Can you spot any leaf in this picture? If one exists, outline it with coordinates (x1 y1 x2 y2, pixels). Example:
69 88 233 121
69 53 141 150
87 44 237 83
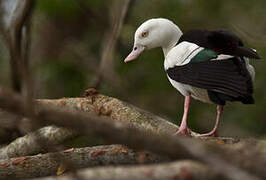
107 146 122 156
56 163 67 176
91 150 106 157
11 156 28 165
0 162 9 167
63 148 74 153
83 88 98 97
37 153 42 157
217 139 225 145
24 161 30 168
121 147 128 154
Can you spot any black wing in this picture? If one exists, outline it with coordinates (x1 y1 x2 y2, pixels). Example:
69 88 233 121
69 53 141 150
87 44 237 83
178 29 260 59
166 58 253 99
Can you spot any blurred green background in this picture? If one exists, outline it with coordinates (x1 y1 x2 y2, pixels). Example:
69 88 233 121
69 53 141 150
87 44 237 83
0 0 265 137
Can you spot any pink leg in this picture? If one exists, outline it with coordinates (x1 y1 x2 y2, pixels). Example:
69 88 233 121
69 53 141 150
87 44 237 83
196 105 223 137
174 96 191 136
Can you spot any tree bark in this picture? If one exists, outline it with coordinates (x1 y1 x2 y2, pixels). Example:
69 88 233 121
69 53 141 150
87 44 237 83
0 90 181 159
33 160 216 180
0 126 77 159
0 145 167 179
39 92 180 135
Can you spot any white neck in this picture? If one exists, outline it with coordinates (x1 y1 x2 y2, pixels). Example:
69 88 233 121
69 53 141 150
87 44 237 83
161 24 183 57
162 40 178 57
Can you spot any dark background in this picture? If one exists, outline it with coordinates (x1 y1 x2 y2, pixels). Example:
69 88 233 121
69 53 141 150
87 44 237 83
0 0 265 137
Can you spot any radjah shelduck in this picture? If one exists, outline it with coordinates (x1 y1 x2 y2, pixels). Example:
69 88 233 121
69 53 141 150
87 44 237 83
124 18 260 137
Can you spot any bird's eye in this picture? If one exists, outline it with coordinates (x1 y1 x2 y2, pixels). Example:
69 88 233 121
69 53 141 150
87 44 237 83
134 47 137 51
141 31 149 38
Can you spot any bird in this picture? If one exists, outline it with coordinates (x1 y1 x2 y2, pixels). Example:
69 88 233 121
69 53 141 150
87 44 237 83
124 18 260 137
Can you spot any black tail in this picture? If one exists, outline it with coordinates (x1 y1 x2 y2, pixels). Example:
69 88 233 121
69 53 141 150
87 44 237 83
207 90 255 105
235 47 260 59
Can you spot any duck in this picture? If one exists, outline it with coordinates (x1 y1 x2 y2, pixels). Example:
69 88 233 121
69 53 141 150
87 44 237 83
124 18 260 137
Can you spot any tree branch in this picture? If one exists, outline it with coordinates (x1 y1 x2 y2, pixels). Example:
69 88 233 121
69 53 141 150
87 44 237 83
0 126 77 159
41 92 179 135
0 0 34 92
33 160 218 180
0 145 167 179
0 89 180 159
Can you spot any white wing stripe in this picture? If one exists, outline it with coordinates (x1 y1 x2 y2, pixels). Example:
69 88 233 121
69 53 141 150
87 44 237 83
180 46 201 64
211 54 234 61
164 41 203 69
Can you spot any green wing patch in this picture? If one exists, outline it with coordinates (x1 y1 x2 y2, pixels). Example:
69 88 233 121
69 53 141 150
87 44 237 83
191 49 217 63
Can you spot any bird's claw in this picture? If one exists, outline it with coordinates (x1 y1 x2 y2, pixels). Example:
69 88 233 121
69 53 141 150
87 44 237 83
195 130 218 137
173 128 192 137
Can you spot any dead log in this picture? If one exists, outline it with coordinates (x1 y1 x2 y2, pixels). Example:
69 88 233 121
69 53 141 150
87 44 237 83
0 145 167 179
32 160 216 180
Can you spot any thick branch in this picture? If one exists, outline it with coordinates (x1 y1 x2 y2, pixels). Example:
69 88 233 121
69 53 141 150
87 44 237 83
33 160 215 180
0 91 181 159
40 92 179 135
0 126 77 159
0 91 180 159
0 145 167 179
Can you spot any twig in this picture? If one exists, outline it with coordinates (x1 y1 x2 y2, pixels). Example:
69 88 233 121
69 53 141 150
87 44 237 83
0 0 34 93
90 0 133 88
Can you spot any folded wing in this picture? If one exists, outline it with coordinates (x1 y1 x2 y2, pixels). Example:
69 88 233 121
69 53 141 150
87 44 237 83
166 58 253 99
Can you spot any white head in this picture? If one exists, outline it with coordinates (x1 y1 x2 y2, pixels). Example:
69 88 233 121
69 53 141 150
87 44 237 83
124 18 183 62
